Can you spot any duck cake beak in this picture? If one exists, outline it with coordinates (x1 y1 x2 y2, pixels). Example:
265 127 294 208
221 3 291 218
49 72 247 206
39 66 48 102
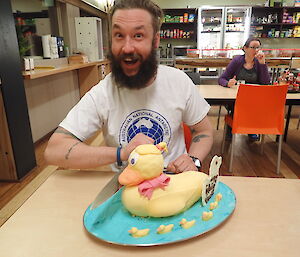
118 166 144 186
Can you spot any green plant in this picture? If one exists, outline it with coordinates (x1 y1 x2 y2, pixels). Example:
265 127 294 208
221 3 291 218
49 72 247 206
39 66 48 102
15 24 32 58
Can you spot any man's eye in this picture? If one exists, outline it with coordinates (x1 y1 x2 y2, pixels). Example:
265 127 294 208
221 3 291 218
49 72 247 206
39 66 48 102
114 33 122 38
135 34 143 39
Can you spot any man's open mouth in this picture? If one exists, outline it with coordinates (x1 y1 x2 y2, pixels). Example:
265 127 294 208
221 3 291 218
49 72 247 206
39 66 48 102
123 57 139 65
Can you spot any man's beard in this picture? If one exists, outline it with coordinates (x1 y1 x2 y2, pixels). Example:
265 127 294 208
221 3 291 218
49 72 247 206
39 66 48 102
109 47 158 89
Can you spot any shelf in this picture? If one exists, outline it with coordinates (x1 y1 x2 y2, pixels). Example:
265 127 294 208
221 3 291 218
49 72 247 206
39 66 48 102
17 24 35 27
252 23 300 26
225 30 244 33
252 23 281 26
162 8 197 43
22 60 110 80
160 38 194 40
227 22 243 24
13 10 48 19
282 23 300 26
251 6 300 39
258 37 300 39
162 22 195 25
202 22 221 25
201 31 221 33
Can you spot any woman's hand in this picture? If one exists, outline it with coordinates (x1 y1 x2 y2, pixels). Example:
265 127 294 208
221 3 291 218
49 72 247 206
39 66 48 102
255 50 266 64
227 75 237 87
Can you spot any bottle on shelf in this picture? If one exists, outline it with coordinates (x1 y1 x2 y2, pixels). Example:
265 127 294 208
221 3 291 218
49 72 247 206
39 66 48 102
296 73 300 84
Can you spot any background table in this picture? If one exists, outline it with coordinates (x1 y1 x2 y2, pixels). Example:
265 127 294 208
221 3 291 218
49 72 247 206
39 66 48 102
0 170 299 257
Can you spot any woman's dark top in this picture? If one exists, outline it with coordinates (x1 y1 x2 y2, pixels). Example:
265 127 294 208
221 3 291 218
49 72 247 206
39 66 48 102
236 66 258 84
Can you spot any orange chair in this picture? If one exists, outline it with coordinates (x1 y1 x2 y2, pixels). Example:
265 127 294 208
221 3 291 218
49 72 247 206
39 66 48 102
183 123 192 152
221 84 288 174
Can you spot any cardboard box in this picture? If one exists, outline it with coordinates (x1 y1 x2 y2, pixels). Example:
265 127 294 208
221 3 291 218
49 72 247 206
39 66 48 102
68 54 88 65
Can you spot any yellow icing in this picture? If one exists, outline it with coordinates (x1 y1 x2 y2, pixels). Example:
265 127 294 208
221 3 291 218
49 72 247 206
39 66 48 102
180 218 196 229
122 171 208 217
157 224 174 234
128 227 150 238
209 201 218 210
215 193 222 202
202 211 213 221
126 144 164 180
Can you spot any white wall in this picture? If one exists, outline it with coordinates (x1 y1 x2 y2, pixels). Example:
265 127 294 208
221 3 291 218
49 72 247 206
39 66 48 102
11 0 48 12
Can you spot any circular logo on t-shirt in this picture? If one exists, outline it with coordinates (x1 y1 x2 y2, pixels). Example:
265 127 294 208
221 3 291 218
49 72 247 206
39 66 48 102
119 109 171 146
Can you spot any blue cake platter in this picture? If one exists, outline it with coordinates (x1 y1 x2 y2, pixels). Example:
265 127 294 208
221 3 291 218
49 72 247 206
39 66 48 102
83 182 236 246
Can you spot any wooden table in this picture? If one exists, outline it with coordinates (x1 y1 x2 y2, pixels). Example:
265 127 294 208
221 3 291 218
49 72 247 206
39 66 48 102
198 84 300 141
0 170 299 257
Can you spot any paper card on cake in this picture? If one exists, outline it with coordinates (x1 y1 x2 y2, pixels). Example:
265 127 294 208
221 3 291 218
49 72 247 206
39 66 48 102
202 156 222 206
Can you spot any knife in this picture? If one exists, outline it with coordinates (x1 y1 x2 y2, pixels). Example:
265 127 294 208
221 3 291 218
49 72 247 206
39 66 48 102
90 172 120 210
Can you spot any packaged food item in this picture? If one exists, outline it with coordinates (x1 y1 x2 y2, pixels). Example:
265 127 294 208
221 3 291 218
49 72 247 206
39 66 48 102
188 14 195 22
184 13 188 23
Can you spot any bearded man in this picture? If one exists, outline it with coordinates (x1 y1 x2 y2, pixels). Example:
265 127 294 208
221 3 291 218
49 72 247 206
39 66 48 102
45 0 213 174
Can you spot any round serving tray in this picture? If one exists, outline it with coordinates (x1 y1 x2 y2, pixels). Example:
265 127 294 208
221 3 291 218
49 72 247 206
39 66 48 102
83 182 236 246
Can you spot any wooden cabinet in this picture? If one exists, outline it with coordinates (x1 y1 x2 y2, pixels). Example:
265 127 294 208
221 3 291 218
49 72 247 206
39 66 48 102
0 89 16 180
0 0 36 181
251 7 300 38
160 8 197 41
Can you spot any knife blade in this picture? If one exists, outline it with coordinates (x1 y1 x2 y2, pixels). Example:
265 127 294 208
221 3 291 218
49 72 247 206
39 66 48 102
90 172 120 210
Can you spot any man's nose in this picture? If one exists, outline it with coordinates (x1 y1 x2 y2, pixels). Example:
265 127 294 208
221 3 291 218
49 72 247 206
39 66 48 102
122 36 134 53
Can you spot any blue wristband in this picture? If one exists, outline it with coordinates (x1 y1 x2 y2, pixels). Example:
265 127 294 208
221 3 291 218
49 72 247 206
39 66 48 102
116 146 122 167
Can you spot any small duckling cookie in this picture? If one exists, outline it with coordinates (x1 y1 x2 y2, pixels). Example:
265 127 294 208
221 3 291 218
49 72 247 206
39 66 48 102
202 211 213 221
215 193 223 202
180 218 196 229
128 227 150 238
157 224 174 234
209 201 218 210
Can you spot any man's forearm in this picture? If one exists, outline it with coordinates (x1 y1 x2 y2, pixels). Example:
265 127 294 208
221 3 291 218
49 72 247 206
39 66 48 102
188 132 213 162
188 116 214 162
44 134 117 169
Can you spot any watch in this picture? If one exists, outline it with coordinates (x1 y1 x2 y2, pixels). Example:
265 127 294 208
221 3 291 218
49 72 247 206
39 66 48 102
189 155 202 171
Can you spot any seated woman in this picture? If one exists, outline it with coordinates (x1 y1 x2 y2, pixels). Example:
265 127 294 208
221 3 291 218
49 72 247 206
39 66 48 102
218 37 271 141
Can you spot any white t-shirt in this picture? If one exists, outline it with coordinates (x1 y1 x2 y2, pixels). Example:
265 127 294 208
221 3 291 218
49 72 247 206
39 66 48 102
60 65 210 170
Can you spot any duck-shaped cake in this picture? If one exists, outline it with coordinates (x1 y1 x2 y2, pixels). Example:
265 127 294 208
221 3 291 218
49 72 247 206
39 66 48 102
118 142 209 218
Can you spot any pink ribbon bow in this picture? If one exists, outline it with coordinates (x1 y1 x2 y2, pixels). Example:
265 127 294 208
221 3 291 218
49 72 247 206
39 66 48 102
138 173 170 200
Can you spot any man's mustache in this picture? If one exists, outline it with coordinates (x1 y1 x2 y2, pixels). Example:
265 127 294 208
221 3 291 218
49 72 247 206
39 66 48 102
118 53 142 62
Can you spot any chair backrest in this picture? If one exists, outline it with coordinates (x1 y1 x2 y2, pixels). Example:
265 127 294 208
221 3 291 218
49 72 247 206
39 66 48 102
185 72 201 85
232 84 288 135
182 123 192 151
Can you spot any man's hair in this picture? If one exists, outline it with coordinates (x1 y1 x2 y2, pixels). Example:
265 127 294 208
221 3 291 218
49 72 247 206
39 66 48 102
109 0 163 35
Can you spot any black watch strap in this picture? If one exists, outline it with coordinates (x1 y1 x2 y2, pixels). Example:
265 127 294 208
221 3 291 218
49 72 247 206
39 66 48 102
189 155 202 171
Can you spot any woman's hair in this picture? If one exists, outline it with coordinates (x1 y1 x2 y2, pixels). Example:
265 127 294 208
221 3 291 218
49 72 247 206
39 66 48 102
243 37 261 47
109 0 164 35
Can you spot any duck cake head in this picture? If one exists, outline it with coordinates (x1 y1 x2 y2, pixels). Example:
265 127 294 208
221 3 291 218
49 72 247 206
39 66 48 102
118 142 167 186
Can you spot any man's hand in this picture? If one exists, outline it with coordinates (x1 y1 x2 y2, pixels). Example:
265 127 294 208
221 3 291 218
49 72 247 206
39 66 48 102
227 75 237 87
121 133 154 161
166 154 198 173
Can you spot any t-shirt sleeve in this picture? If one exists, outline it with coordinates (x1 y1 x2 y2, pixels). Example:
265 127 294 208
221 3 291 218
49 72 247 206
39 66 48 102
59 87 103 141
182 75 210 126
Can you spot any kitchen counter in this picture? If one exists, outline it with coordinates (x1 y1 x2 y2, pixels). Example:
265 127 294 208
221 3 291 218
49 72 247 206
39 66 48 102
175 57 292 69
